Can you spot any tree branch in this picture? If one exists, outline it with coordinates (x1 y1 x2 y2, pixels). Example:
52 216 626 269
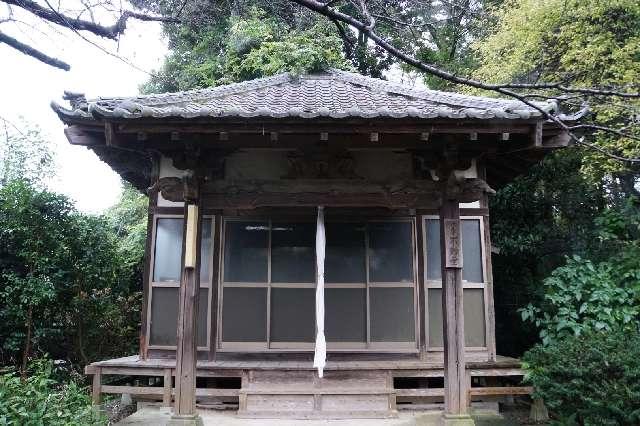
0 29 70 70
1 0 180 40
289 0 640 163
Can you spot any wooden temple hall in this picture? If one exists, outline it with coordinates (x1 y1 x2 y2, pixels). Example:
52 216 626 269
52 70 569 424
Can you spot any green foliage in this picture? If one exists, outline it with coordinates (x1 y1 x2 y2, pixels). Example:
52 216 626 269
0 359 105 425
472 0 640 176
143 9 351 93
518 189 640 344
0 179 140 367
0 118 55 187
105 182 148 288
523 329 640 425
520 253 640 345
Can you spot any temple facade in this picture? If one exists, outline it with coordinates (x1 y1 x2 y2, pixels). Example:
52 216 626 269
52 69 569 424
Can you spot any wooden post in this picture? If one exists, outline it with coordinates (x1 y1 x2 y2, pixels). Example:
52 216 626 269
171 176 203 426
163 368 172 407
92 368 102 405
440 198 475 426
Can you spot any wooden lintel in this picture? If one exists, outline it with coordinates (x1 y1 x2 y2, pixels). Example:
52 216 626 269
155 177 495 209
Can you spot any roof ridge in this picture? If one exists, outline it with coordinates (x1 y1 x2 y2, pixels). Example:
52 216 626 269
93 72 294 108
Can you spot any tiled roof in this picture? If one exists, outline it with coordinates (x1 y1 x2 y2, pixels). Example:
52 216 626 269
51 69 556 121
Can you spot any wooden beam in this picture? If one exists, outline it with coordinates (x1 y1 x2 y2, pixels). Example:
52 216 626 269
156 177 495 209
532 122 543 147
92 368 102 405
116 120 534 135
440 198 472 422
163 368 172 406
173 183 202 422
63 125 103 146
105 122 117 147
543 132 571 148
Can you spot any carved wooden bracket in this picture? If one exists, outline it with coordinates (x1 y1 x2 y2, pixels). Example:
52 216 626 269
442 173 495 201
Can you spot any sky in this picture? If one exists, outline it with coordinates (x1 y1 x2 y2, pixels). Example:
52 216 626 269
0 3 168 213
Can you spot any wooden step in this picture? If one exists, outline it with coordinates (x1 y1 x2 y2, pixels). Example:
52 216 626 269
238 370 397 419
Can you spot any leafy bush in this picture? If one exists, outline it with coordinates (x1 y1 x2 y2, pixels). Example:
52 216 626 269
0 359 106 425
520 250 640 345
523 329 640 425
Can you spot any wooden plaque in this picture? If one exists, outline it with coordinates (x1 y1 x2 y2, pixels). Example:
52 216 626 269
443 218 463 269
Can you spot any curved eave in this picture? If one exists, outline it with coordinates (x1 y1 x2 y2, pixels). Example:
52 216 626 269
87 102 549 121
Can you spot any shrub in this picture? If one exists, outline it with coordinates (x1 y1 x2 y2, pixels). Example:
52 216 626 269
523 329 640 425
0 359 106 425
520 251 640 345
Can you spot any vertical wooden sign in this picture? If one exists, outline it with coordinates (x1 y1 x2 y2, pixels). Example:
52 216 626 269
443 218 463 269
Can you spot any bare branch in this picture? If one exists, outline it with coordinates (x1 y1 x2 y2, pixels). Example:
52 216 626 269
0 28 69 69
289 0 640 163
1 0 179 40
500 82 640 99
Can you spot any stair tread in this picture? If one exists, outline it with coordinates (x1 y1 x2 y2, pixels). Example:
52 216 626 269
241 387 393 395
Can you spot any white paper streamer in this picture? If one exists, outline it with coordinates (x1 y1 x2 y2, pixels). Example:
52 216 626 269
313 206 327 378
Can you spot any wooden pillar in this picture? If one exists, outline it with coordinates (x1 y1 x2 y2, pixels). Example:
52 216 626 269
172 177 203 425
440 198 474 425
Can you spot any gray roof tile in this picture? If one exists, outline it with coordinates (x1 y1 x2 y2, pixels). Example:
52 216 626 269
51 69 556 121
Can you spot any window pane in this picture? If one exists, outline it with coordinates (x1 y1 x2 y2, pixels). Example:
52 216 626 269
368 222 414 283
325 288 366 342
325 223 367 283
462 220 484 283
427 288 443 347
271 223 315 283
154 218 183 282
149 287 209 347
425 219 441 280
370 287 415 342
464 289 486 347
270 288 315 342
427 288 486 347
150 287 178 346
200 219 213 283
223 222 268 282
222 287 267 342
